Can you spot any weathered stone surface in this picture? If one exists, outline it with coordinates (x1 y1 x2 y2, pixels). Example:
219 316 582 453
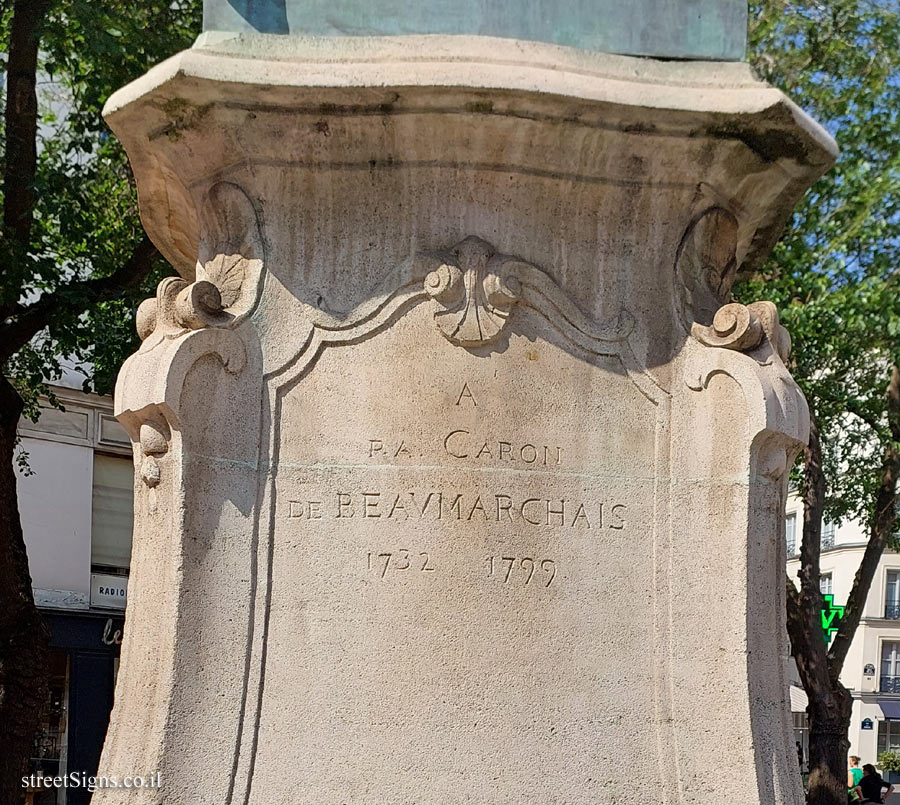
98 33 835 805
202 0 748 60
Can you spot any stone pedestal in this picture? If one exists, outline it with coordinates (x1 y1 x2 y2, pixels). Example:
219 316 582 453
98 33 834 805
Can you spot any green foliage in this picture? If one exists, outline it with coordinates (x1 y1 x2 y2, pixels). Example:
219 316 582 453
879 751 900 774
743 0 900 537
0 0 201 414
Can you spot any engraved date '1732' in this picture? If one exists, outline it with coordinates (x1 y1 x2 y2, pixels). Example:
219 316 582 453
367 549 436 578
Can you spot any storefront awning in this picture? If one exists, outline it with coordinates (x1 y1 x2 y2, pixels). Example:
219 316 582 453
878 699 900 719
790 685 808 712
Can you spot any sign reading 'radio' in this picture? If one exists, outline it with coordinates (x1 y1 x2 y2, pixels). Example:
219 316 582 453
90 573 128 610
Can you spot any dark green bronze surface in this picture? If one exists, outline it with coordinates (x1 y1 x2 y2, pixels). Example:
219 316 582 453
203 0 747 60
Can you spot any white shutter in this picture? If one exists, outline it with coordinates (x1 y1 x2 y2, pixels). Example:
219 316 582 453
882 642 900 678
785 513 797 555
91 454 134 569
888 571 900 605
789 685 808 713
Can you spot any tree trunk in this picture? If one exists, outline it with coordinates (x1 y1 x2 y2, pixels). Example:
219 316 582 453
2 0 51 253
787 415 854 805
795 368 900 805
806 683 852 805
0 377 49 805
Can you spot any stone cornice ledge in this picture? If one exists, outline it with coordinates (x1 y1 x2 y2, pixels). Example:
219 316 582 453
105 33 834 153
103 34 837 280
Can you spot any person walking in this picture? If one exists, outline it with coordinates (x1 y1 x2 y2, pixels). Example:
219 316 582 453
849 756 864 802
853 763 894 803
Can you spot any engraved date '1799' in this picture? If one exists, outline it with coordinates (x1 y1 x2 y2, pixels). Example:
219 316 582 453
486 555 556 587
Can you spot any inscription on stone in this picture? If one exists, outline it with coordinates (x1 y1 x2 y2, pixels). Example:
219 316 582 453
367 549 436 577
252 304 665 803
287 490 623 528
486 555 557 587
442 431 562 465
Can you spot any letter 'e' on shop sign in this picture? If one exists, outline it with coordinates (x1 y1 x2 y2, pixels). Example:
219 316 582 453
862 719 874 730
90 573 128 609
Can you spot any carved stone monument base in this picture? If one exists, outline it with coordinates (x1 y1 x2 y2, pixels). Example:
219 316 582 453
98 34 835 805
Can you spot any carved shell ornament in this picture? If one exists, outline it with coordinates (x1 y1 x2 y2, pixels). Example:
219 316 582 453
674 205 740 331
424 237 518 346
674 202 792 364
423 236 633 349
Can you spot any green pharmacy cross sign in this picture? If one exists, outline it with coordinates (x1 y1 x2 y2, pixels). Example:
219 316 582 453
821 595 845 642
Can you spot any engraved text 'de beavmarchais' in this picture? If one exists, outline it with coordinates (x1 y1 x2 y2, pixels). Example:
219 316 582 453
287 490 626 529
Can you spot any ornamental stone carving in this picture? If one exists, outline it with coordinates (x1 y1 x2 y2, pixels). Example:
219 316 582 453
423 236 633 349
424 236 518 346
692 300 791 363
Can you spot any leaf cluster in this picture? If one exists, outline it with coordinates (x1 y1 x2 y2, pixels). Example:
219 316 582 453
0 0 200 412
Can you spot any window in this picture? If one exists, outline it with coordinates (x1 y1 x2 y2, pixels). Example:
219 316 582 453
879 720 900 754
820 574 833 597
881 642 900 692
91 454 134 572
793 712 808 772
887 572 900 620
28 648 69 786
785 512 797 557
821 521 835 550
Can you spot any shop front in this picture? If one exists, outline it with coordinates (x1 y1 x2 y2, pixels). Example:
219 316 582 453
27 611 124 805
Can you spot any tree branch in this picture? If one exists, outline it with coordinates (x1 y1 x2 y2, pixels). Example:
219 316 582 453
786 572 803 638
843 398 884 435
799 416 826 592
787 569 830 699
2 0 53 255
889 364 900 443
788 413 833 688
830 365 900 673
0 234 159 366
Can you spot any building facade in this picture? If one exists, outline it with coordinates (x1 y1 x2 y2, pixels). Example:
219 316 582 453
16 384 134 805
786 496 900 768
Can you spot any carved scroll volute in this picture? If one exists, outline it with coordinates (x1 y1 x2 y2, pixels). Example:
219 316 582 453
685 297 806 489
124 185 257 492
425 236 520 347
135 275 229 349
676 204 792 364
692 300 791 363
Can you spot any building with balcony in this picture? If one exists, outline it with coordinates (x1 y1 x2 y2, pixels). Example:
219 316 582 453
15 381 134 805
786 497 900 766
